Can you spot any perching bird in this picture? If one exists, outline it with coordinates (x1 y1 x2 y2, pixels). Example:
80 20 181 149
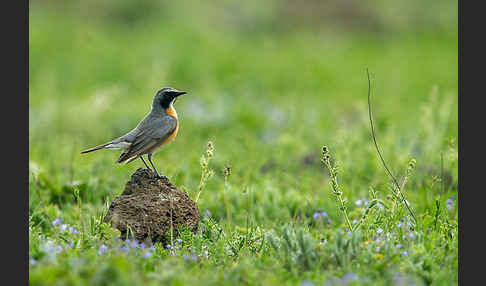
81 88 187 179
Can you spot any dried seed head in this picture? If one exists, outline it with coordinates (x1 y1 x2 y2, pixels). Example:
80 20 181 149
207 141 214 157
223 166 231 177
322 146 329 154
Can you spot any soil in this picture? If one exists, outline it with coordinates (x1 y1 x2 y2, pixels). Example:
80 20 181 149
103 168 199 243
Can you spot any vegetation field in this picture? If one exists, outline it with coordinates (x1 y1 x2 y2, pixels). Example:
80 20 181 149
29 1 458 285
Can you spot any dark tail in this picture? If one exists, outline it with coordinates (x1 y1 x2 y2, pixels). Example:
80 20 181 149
80 143 110 154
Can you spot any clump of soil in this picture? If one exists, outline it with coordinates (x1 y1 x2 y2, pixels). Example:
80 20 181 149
103 168 199 243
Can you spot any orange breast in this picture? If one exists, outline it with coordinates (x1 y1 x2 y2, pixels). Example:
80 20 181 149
148 107 179 153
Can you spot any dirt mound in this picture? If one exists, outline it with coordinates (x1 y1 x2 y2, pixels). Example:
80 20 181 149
103 168 199 243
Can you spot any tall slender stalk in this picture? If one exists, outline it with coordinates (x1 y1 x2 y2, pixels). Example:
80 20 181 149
366 68 417 224
321 146 353 232
194 141 215 203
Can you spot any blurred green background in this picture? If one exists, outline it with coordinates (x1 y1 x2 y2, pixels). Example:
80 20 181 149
29 1 457 284
29 0 457 212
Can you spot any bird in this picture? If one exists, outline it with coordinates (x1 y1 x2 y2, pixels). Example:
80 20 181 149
81 87 187 179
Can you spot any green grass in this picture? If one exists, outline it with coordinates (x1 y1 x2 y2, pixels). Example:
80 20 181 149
29 1 457 285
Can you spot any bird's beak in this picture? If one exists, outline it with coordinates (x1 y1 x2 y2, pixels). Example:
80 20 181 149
174 91 187 97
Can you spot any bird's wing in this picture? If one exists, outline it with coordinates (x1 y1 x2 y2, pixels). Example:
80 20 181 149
116 115 177 163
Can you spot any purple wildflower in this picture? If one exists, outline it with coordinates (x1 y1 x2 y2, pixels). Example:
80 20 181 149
68 226 79 234
130 240 139 248
142 251 152 258
396 244 402 249
59 224 68 231
176 238 183 244
397 223 403 228
341 273 358 283
205 210 211 217
353 219 358 225
98 244 108 256
320 212 327 217
52 218 63 226
377 228 383 234
313 212 320 220
355 200 363 207
166 244 171 250
30 258 37 265
401 251 408 257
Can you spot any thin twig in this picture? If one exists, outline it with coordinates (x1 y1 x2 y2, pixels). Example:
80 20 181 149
366 68 417 224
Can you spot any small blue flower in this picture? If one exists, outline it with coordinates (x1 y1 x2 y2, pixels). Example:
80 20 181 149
130 240 139 248
320 212 327 217
313 212 321 220
176 239 183 244
191 254 198 261
397 223 403 228
353 219 358 225
377 203 384 210
364 199 369 206
346 231 352 236
55 245 63 252
205 210 211 217
406 221 412 227
149 245 155 251
446 199 453 205
166 244 171 249
142 251 152 258
341 273 358 283
400 217 405 222
396 244 402 249
52 218 63 226
68 226 79 234
408 232 414 240
122 247 129 253
30 258 37 265
377 228 383 234
98 244 108 256
355 200 363 207
182 255 190 262
401 251 408 257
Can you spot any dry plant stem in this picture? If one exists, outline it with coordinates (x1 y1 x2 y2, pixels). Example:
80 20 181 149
223 176 232 227
322 156 353 232
366 68 417 224
391 175 409 212
170 198 174 254
194 141 214 203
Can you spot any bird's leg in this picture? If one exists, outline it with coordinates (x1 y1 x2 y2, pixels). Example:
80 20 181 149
140 156 152 171
148 153 167 180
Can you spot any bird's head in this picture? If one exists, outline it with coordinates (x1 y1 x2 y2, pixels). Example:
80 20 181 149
154 87 187 109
